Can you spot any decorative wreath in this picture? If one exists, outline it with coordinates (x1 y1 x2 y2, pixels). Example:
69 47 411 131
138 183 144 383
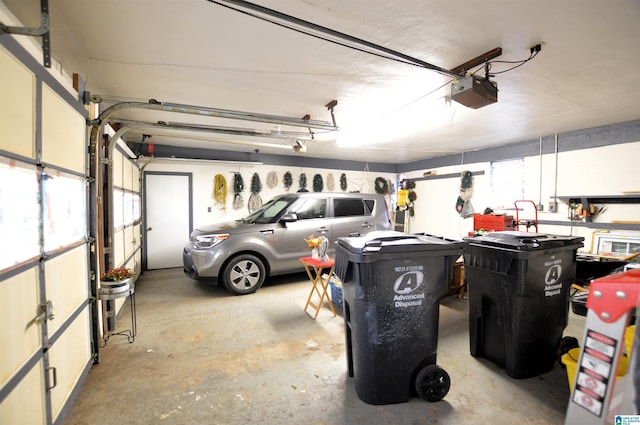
313 174 324 192
283 171 293 191
340 173 347 191
250 172 262 194
326 173 335 191
248 193 263 213
266 171 278 188
299 173 308 192
233 173 244 194
233 193 244 210
212 174 227 211
374 177 389 194
233 173 244 210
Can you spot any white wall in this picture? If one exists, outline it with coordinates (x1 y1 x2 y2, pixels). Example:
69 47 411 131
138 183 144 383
403 141 640 252
143 159 397 232
142 139 640 253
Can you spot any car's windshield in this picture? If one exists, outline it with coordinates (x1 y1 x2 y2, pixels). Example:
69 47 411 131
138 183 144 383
244 196 296 224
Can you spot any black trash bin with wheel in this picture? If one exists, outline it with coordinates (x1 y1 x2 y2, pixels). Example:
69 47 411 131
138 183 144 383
335 231 463 405
463 231 583 378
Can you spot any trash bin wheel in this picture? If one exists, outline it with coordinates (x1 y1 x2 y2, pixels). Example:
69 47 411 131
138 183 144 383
415 364 450 402
556 336 580 367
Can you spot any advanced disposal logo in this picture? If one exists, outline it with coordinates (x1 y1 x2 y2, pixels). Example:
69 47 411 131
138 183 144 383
544 255 563 297
616 415 640 424
393 265 425 308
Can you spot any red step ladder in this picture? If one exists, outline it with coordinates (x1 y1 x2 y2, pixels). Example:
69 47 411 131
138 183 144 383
565 268 640 424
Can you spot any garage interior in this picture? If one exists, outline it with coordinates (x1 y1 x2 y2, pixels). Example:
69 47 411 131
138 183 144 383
62 268 589 425
1 1 640 424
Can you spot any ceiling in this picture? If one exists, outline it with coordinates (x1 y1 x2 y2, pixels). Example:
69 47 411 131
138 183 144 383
4 0 640 164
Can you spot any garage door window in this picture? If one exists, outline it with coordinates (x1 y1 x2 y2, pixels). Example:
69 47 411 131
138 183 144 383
43 171 86 251
0 158 40 271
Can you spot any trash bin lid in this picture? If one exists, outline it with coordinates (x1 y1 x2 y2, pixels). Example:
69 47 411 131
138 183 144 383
463 231 583 251
337 230 463 255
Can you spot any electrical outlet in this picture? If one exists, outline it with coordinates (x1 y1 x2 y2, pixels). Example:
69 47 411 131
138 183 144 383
207 207 211 212
537 203 543 211
549 202 557 213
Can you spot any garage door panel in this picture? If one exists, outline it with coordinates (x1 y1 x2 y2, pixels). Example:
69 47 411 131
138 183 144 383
133 224 142 250
113 228 125 267
44 245 89 335
41 84 85 174
0 268 41 387
124 225 135 258
113 151 124 187
0 46 35 159
0 359 46 425
1 35 92 425
124 157 134 190
48 308 92 422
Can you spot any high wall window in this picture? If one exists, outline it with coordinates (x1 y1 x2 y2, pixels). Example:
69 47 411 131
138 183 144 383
490 158 524 209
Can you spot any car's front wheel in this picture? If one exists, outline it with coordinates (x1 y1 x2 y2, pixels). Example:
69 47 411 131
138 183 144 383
221 254 266 295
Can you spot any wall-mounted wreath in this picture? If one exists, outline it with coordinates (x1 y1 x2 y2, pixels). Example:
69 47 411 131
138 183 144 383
250 172 262 194
299 173 308 192
407 180 417 217
340 173 348 191
233 173 244 210
283 171 293 191
326 173 335 191
313 174 323 192
248 172 263 213
374 177 389 194
266 171 278 188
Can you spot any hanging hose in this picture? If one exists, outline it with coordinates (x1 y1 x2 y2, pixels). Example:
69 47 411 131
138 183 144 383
212 174 227 212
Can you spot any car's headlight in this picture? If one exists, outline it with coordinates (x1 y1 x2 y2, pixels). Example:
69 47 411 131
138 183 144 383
193 233 230 249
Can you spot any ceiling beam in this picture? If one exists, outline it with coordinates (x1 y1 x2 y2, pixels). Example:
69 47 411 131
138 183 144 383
449 47 502 76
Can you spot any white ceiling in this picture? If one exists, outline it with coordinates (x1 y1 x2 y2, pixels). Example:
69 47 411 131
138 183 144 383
4 0 640 164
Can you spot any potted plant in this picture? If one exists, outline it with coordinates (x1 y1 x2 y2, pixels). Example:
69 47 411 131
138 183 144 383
99 268 133 299
100 268 133 284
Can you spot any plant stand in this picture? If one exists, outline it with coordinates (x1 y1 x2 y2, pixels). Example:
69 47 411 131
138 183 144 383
99 279 137 347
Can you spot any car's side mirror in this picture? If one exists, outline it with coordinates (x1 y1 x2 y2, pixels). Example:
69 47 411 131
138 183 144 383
280 213 298 224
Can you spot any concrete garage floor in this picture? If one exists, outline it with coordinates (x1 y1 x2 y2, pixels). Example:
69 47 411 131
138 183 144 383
61 267 587 425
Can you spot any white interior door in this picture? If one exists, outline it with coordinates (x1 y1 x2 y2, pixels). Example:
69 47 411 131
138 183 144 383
145 173 191 269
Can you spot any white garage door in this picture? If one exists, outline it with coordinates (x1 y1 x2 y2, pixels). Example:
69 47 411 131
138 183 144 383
0 39 93 424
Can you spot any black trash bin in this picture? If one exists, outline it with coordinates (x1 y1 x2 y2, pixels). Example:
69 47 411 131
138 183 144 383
335 231 463 405
463 231 583 378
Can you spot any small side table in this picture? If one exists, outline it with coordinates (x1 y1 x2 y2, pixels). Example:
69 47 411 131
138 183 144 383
300 256 337 319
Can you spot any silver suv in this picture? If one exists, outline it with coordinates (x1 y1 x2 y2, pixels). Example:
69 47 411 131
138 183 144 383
183 192 391 295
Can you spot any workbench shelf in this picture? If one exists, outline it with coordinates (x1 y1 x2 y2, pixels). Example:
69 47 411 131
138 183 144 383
557 195 640 205
556 195 640 222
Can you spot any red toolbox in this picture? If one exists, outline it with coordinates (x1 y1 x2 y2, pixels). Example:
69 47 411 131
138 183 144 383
473 214 515 231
